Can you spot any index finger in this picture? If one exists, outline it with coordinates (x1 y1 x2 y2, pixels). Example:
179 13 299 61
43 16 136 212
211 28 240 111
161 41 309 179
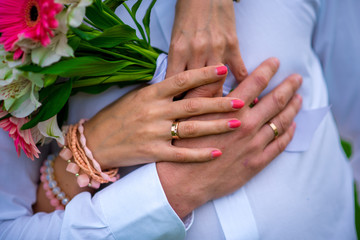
155 65 228 99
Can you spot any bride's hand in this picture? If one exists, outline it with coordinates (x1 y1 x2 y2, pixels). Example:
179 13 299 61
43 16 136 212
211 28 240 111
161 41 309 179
83 65 245 169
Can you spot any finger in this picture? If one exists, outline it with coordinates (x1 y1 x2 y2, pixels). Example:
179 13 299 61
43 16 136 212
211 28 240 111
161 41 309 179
260 121 297 165
187 37 208 70
226 46 248 82
166 97 244 119
175 118 241 139
156 65 228 98
255 94 302 145
158 146 223 163
227 57 280 105
251 74 302 127
166 42 188 78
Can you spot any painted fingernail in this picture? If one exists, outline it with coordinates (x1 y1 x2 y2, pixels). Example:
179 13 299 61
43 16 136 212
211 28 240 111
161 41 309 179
231 99 245 109
228 120 241 129
253 97 259 104
216 66 228 75
211 150 222 159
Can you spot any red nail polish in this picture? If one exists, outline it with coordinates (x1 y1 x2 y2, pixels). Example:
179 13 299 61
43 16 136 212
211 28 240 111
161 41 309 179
211 150 222 158
231 99 245 109
216 66 228 75
228 120 241 128
253 97 259 104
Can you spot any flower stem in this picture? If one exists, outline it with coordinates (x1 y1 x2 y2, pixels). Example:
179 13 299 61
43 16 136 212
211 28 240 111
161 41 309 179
72 74 153 88
78 42 155 68
123 44 158 63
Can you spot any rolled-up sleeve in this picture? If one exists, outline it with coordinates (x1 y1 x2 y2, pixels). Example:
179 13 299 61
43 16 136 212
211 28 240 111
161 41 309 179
0 125 185 239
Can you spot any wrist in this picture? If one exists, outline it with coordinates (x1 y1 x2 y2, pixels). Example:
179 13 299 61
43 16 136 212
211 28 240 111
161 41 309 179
156 162 208 219
83 118 113 169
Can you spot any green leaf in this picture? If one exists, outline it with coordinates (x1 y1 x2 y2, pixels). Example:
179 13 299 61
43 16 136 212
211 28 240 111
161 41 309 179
21 80 73 130
143 0 157 44
86 1 122 30
131 0 142 15
67 36 81 52
71 27 99 41
123 2 148 44
104 0 126 12
88 25 138 48
19 57 134 77
72 71 153 88
43 75 58 87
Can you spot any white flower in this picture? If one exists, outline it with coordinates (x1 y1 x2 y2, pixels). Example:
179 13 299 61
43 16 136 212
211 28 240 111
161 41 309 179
37 115 65 145
56 0 93 27
31 32 74 67
0 70 43 118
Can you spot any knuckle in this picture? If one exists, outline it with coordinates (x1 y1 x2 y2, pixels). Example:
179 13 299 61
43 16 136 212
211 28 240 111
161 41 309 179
216 99 227 110
272 90 287 110
191 38 207 54
212 36 225 52
174 151 186 162
277 115 290 133
246 158 264 172
241 121 257 135
252 72 269 89
276 138 287 152
200 67 212 80
173 72 189 88
182 122 197 137
226 34 239 49
170 38 187 54
183 99 201 113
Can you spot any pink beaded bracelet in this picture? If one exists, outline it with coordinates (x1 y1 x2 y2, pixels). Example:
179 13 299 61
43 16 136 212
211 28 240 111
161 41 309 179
58 121 119 189
77 119 115 182
40 155 70 210
59 146 101 189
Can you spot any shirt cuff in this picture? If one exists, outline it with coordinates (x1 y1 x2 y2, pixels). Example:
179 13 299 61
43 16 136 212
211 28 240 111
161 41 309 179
182 211 195 231
93 163 186 239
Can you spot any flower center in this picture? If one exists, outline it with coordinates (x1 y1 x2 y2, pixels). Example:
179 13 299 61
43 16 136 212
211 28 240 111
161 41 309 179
30 5 39 22
25 1 40 27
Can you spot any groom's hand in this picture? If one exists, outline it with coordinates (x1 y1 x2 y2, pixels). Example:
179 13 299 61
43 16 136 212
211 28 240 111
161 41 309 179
156 58 302 218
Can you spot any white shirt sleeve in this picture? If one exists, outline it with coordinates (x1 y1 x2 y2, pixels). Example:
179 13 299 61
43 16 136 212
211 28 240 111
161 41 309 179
312 0 360 188
0 129 186 239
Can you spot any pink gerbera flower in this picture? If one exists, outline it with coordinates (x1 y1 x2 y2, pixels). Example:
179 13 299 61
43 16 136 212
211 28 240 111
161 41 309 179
0 0 63 52
0 109 40 160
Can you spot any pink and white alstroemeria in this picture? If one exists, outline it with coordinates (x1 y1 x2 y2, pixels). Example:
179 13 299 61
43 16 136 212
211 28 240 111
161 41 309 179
0 108 40 160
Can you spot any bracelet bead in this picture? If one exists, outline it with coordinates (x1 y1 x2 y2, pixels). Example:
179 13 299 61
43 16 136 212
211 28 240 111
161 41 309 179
40 155 70 210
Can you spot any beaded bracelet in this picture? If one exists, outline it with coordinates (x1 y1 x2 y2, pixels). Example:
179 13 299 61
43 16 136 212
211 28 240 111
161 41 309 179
77 119 115 181
59 145 101 189
40 155 70 210
58 121 119 189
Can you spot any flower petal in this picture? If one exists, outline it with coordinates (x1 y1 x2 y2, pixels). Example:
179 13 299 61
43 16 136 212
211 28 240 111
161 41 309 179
37 115 65 145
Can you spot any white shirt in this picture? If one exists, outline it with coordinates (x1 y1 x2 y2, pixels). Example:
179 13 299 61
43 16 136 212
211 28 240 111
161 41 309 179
0 0 359 239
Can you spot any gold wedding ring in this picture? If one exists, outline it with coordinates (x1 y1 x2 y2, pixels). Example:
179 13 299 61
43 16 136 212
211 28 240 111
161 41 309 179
171 121 180 139
268 122 279 139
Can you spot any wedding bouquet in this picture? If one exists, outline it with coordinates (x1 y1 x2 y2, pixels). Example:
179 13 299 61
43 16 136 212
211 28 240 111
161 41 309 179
0 0 160 159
